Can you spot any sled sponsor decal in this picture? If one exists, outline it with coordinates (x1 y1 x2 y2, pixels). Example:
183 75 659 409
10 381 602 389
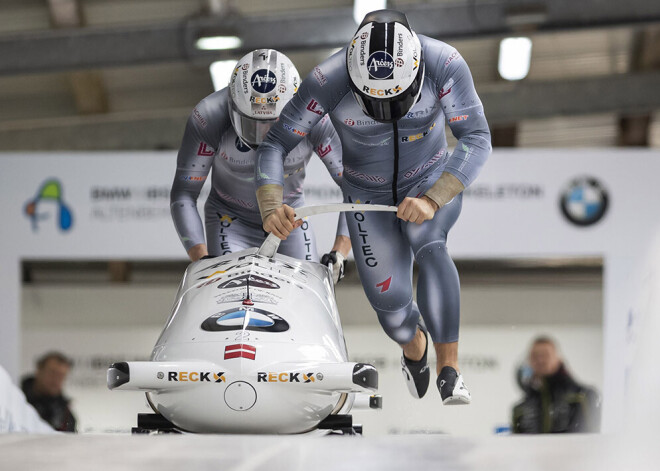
201 307 290 332
224 343 256 360
257 372 323 383
166 371 226 383
217 274 280 290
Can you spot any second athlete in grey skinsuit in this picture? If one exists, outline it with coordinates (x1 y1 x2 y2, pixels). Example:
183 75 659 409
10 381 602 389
256 11 491 403
170 50 345 263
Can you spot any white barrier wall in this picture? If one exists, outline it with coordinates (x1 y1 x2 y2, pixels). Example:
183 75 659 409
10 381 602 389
1 149 659 432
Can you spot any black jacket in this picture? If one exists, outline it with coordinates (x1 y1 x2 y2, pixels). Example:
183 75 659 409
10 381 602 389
21 376 76 432
512 364 600 433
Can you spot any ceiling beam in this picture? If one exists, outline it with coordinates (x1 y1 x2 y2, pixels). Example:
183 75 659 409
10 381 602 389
1 71 660 150
47 0 109 115
480 71 660 124
1 0 660 75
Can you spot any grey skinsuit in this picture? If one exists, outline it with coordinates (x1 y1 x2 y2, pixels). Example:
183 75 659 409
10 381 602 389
170 88 344 262
256 37 492 343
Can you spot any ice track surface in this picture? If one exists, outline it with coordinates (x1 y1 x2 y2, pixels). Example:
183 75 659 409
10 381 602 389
1 433 658 471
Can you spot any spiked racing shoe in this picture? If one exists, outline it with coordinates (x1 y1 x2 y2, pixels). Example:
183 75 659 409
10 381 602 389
400 324 430 399
437 366 471 405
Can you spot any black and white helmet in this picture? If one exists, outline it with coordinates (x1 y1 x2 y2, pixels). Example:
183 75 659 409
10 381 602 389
346 10 424 123
228 49 300 148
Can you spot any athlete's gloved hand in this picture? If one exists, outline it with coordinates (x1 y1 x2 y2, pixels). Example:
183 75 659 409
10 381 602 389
397 196 439 224
263 204 302 240
321 250 346 284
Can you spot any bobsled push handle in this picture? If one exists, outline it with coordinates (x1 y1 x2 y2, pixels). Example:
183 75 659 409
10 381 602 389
257 203 398 258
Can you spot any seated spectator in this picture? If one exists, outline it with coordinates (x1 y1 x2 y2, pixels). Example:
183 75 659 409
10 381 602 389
512 336 600 433
21 352 76 432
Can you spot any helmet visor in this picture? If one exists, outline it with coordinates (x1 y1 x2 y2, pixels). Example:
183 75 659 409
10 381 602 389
229 101 278 148
352 62 425 123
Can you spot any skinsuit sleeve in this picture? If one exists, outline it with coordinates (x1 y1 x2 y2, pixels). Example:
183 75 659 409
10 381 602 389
256 50 351 189
170 90 231 252
428 41 491 189
307 113 349 238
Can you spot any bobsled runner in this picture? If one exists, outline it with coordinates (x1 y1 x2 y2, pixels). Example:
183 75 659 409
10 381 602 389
108 204 395 434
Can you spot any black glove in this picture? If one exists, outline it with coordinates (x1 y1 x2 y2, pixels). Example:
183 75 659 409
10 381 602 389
321 250 345 284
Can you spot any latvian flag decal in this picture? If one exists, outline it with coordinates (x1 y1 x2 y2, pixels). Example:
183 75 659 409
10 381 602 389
224 343 256 360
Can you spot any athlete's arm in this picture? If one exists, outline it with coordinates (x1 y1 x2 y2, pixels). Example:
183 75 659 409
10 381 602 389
425 41 491 209
256 51 351 238
307 113 352 254
170 91 230 260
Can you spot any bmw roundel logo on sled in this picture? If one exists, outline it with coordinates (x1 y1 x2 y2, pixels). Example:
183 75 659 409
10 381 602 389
201 307 290 332
559 176 609 226
217 274 280 290
250 69 277 93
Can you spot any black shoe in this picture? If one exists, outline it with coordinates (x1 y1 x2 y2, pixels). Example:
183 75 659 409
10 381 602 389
400 324 430 399
437 366 471 405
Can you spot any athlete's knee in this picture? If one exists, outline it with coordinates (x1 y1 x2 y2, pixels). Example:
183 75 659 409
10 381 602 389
374 305 418 345
414 239 449 262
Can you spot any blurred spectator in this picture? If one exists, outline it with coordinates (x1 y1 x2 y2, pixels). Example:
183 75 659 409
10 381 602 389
512 336 600 433
21 352 76 432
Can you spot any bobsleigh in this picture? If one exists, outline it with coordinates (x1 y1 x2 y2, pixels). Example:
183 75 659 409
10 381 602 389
107 204 396 434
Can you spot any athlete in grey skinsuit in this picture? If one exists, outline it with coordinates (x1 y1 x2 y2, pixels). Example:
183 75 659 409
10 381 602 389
256 38 490 348
170 88 344 261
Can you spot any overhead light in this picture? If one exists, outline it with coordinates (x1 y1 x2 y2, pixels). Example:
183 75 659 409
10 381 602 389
353 0 387 24
196 36 243 51
209 60 236 91
498 37 532 81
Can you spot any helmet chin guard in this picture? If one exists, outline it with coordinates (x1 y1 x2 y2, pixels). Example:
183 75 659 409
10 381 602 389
346 10 424 123
229 49 300 147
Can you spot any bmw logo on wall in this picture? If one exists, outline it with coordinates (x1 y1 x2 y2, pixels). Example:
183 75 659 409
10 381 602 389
559 177 609 226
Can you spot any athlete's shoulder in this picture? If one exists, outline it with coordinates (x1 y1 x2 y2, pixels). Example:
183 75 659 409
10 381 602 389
305 48 350 92
191 87 231 131
419 35 465 76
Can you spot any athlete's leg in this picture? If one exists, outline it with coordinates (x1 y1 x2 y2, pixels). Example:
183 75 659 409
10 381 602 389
278 217 319 262
345 202 419 345
204 199 265 255
403 192 463 373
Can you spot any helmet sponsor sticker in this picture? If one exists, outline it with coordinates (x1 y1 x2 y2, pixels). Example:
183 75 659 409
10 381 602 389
362 84 403 97
250 95 279 104
367 51 395 80
251 69 277 93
